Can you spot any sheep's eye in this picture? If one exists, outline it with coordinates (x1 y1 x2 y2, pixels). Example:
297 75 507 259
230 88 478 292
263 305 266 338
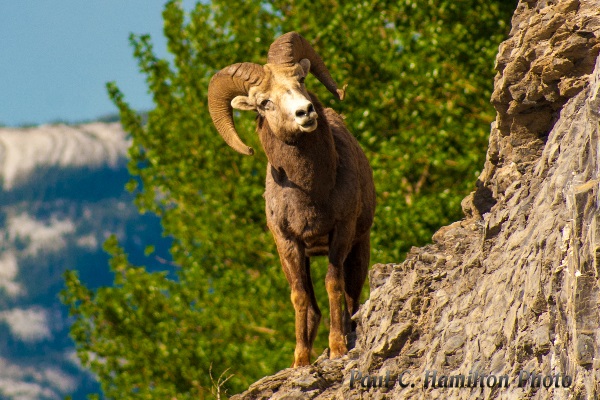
260 99 272 109
299 77 305 84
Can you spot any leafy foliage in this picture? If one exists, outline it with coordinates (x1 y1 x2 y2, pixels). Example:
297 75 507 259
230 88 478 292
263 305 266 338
62 0 515 397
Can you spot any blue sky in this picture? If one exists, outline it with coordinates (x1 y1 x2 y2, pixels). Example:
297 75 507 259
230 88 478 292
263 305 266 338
1 1 194 126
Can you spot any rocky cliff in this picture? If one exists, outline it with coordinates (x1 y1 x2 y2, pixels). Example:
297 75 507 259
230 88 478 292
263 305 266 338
232 0 600 398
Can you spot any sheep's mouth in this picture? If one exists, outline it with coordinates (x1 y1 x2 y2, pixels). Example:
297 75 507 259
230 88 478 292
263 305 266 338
299 119 317 132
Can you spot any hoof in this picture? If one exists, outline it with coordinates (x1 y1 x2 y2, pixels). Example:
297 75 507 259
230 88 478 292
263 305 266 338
292 358 310 368
329 342 348 359
292 349 310 367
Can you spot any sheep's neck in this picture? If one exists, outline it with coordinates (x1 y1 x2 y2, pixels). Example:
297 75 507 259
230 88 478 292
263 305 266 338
259 119 338 199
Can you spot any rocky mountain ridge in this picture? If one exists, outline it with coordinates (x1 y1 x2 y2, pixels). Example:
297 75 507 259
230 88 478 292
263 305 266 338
0 122 169 399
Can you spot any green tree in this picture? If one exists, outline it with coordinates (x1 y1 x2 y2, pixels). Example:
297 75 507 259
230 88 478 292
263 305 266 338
62 0 515 398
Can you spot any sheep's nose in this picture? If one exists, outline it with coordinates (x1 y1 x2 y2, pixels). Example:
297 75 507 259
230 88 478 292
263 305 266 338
295 103 315 118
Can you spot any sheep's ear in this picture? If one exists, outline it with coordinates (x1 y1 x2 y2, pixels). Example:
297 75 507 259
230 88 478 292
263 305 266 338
231 96 255 111
299 58 310 75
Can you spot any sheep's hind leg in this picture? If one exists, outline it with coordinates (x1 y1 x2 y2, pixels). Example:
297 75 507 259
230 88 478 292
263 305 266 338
326 227 354 359
343 233 370 336
304 257 322 353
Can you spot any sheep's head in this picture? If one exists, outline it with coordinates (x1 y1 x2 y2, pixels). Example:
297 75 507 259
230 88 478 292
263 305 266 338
208 32 346 155
232 61 318 142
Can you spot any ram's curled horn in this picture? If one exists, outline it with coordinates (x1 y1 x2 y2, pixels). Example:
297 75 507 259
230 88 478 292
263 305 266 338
208 62 265 156
268 32 346 101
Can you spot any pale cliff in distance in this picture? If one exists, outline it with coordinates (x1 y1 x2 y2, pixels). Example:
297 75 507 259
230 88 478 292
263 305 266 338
0 122 128 190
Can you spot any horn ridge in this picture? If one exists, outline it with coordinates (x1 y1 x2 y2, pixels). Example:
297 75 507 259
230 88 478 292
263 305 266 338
268 32 344 100
208 62 264 155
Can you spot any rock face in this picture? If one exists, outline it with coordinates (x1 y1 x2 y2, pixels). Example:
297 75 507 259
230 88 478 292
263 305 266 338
232 1 600 399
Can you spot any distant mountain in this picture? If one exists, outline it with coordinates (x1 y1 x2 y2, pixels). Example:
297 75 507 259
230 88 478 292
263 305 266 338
0 123 172 399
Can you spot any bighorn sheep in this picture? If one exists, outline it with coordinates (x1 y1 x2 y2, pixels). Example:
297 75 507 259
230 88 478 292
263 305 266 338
207 32 375 367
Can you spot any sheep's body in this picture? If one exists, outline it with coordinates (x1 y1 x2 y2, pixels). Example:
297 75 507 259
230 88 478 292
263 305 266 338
259 94 375 366
207 32 376 367
261 95 374 257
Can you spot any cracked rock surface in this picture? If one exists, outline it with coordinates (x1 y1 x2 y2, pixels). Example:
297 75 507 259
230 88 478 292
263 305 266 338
232 1 600 398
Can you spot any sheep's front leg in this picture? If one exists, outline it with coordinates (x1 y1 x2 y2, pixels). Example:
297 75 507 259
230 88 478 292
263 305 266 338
326 261 347 359
327 225 354 359
272 233 312 367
